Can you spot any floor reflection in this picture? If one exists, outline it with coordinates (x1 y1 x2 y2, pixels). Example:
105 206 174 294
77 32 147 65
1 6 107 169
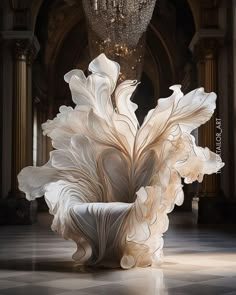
0 212 236 295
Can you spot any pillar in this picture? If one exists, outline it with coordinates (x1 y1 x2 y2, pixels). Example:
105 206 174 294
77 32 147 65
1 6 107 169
12 40 31 193
190 33 225 223
198 40 219 197
7 35 39 224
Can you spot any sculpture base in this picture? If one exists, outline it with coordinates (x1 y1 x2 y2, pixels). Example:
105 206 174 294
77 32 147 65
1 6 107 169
0 193 37 225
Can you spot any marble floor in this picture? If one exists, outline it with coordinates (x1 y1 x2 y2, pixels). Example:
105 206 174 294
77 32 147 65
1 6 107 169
0 212 236 295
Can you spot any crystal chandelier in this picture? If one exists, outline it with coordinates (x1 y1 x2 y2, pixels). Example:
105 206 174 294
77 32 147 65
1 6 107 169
82 0 157 47
88 26 146 82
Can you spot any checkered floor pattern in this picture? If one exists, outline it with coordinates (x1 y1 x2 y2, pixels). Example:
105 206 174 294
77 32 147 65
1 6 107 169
0 212 236 295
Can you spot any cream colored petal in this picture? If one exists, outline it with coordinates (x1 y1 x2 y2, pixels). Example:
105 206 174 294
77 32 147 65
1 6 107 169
115 79 139 134
88 53 120 94
18 166 61 200
136 85 216 155
64 69 86 83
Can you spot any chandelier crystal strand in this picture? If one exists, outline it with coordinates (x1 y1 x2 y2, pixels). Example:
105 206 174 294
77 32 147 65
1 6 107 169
88 26 146 82
82 0 157 47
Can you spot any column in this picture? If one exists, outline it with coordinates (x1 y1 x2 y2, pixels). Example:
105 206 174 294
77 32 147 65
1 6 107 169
11 40 29 193
198 41 219 197
191 36 225 223
8 36 39 224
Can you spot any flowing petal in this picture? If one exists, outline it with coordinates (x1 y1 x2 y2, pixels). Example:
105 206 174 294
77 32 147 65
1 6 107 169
120 185 168 268
42 107 85 144
68 75 95 107
174 136 225 184
97 148 130 202
133 149 157 198
64 69 86 83
115 80 139 134
136 85 216 155
88 53 120 94
18 166 61 200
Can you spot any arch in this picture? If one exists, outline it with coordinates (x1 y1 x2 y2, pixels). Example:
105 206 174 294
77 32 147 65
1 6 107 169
145 44 160 99
149 23 176 83
44 9 84 66
30 0 44 31
187 0 199 30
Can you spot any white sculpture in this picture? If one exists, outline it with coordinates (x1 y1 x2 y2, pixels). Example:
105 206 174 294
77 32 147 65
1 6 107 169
18 54 224 269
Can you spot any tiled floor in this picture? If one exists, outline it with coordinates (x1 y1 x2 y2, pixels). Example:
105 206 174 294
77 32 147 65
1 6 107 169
0 212 236 295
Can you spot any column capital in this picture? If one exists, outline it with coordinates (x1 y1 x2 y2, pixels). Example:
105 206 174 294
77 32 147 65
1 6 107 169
0 31 40 63
189 29 225 61
14 38 39 64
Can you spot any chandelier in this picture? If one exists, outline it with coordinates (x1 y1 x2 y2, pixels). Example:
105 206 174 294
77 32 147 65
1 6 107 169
82 0 157 48
88 27 146 82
